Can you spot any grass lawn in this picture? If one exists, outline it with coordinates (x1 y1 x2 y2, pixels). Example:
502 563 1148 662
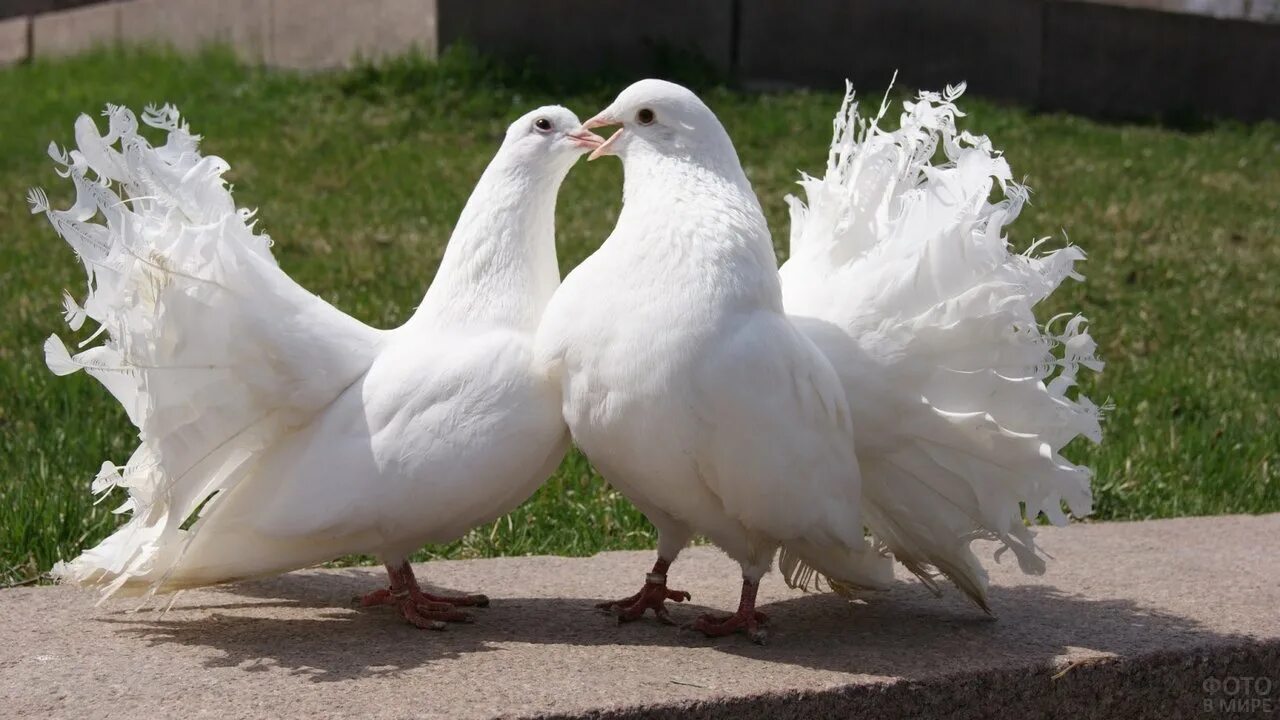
1 48 1277 587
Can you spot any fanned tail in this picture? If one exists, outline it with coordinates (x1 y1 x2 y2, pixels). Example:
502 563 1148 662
777 540 894 598
780 82 1104 611
34 105 381 598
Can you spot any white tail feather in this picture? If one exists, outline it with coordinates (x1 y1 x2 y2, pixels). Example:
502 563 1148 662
39 105 382 598
42 335 81 376
781 83 1103 610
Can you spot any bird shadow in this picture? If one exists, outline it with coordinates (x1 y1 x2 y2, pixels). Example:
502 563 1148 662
97 565 1260 684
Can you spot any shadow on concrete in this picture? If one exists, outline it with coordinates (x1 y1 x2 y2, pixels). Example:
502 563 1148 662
96 566 1260 684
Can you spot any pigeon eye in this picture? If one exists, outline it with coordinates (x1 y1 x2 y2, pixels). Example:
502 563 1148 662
534 118 553 133
636 108 656 126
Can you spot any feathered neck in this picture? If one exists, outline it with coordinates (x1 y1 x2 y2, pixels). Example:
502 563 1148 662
409 152 566 334
616 139 768 255
619 130 751 207
609 142 784 313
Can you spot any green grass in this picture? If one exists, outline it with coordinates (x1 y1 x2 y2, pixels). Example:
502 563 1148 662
1 48 1277 587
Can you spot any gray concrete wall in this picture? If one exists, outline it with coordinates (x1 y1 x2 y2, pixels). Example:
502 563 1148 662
31 1 119 58
1042 1 1280 121
0 0 105 22
737 0 1044 103
1 0 1278 122
22 0 436 67
117 0 268 61
438 0 735 77
0 15 29 66
1081 0 1280 21
270 0 436 69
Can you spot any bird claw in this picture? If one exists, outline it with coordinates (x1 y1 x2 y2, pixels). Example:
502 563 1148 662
598 581 690 624
358 574 484 629
399 603 450 631
687 610 770 644
355 588 392 607
609 603 673 626
419 591 489 608
611 602 649 624
384 594 474 628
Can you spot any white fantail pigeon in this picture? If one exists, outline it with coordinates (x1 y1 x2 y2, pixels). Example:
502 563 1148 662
535 80 1101 643
34 104 602 629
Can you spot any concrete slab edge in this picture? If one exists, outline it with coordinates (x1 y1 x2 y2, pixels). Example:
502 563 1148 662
541 641 1280 720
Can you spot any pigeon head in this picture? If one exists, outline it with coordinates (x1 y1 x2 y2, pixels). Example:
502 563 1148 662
500 105 603 173
581 79 740 176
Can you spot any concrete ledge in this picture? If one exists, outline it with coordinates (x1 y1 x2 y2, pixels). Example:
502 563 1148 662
2 514 1278 719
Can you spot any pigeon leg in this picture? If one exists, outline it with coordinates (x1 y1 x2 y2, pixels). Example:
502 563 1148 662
596 557 691 625
357 561 482 629
688 577 769 644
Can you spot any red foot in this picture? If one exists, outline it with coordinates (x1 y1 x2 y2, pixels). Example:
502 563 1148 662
686 578 768 644
416 589 490 608
689 610 769 643
358 561 485 629
597 559 690 625
597 581 691 625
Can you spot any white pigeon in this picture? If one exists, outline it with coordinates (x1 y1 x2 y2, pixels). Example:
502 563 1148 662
535 80 1102 643
33 103 602 628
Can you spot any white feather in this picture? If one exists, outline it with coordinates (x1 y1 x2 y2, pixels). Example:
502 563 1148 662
42 103 587 598
43 335 79 376
780 83 1102 610
537 80 893 598
538 79 1101 617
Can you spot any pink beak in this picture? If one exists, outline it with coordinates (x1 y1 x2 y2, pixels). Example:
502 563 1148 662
566 127 605 151
582 113 622 161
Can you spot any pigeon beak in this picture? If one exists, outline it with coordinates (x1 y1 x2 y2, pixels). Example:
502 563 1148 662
582 113 615 130
583 112 622 161
587 129 623 162
565 127 605 151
